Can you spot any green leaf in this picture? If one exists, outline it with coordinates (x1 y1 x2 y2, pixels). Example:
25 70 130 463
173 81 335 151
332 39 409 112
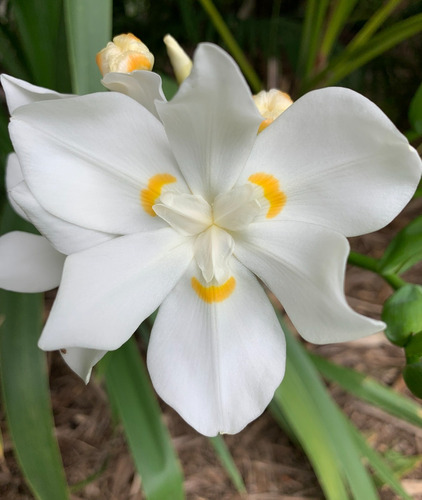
0 23 30 80
345 0 403 52
103 338 185 500
64 0 112 94
9 0 64 88
379 216 422 275
197 0 262 92
306 12 422 90
271 321 378 500
348 424 413 500
159 73 179 100
409 82 422 134
0 208 69 500
383 449 422 478
310 353 422 428
209 435 246 494
382 284 422 346
319 0 359 60
297 0 330 78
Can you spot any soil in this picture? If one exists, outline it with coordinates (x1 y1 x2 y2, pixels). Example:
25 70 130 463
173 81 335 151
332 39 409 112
1 198 422 500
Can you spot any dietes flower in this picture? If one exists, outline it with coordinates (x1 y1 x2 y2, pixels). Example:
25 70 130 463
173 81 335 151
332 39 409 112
5 44 422 436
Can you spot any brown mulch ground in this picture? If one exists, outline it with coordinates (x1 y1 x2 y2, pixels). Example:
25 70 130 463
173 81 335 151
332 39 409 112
1 198 422 500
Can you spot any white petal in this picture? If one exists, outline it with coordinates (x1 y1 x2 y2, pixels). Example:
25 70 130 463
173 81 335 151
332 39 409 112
0 232 65 292
156 43 262 201
101 70 165 119
153 191 211 236
6 153 28 220
38 228 193 351
10 92 186 234
147 259 286 436
11 182 114 254
194 226 234 283
1 74 70 113
235 221 385 344
240 87 422 236
61 347 107 383
213 184 261 230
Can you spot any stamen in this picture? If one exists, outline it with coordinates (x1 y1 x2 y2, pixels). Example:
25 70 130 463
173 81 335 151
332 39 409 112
140 174 177 216
248 173 286 218
191 276 236 303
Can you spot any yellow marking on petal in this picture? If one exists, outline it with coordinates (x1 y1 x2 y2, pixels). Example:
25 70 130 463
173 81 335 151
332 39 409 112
141 174 177 216
191 276 236 303
258 118 273 133
248 172 286 218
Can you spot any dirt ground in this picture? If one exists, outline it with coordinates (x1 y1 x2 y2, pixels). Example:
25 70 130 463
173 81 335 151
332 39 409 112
1 197 422 500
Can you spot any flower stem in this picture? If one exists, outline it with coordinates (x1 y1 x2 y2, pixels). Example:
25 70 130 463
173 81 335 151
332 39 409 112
348 251 406 290
197 0 262 93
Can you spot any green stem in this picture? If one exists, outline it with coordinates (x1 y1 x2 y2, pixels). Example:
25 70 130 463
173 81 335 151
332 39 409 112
197 0 262 93
348 251 405 290
348 251 379 272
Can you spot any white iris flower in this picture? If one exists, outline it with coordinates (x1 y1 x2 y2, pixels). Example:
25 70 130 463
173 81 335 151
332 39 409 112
1 43 421 435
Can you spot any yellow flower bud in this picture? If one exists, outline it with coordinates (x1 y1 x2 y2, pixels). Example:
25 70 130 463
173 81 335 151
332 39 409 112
96 33 154 76
253 89 293 133
163 34 192 84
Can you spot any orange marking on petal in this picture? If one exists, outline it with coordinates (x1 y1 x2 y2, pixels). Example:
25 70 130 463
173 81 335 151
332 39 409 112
258 118 273 133
141 174 177 216
191 276 236 303
126 52 154 72
248 172 286 218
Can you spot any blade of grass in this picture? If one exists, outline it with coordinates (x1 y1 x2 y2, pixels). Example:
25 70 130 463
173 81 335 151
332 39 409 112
9 0 63 87
209 435 246 494
309 353 422 428
346 0 403 53
319 0 359 60
64 0 112 94
305 13 422 90
348 420 413 499
102 338 185 500
197 0 262 92
297 0 330 78
0 24 31 80
0 207 70 500
271 320 379 499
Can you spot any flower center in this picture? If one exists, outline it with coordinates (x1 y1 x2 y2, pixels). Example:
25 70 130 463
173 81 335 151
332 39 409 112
143 171 286 293
152 183 263 284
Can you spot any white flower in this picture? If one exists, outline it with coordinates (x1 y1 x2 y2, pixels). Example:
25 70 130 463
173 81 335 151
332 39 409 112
4 43 422 435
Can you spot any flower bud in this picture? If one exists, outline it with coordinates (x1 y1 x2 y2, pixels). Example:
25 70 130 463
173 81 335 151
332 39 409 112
164 34 192 84
96 33 154 76
253 89 293 133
